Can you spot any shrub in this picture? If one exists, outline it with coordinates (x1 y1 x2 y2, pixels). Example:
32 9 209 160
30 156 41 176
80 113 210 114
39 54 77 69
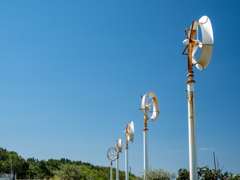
143 166 176 180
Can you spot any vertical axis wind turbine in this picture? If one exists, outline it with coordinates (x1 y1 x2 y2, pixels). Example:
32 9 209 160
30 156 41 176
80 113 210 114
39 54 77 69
107 147 117 180
182 15 214 180
141 91 159 179
115 139 122 180
124 121 134 180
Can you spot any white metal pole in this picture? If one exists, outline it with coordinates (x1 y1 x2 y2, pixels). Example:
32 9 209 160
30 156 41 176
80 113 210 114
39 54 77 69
187 72 198 180
116 155 119 180
110 161 113 180
125 147 129 180
143 118 148 179
143 130 148 178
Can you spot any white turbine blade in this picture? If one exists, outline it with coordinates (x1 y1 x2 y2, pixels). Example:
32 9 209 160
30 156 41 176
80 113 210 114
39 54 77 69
183 39 189 45
196 26 202 48
197 26 198 41
192 46 198 57
196 16 214 71
130 121 134 135
128 134 130 141
199 16 214 44
192 46 198 64
192 55 197 64
198 41 202 48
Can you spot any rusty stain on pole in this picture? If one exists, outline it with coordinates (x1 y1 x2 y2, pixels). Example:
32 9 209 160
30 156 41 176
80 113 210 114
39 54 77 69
143 117 148 131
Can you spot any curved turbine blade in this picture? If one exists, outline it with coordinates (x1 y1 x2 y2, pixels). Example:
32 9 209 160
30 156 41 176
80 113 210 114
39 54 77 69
189 21 199 41
192 55 197 64
192 46 198 64
197 26 199 41
198 41 202 48
192 46 198 56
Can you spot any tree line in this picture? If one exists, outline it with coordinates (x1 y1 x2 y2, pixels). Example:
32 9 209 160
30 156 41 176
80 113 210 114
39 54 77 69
1 147 239 180
0 147 137 179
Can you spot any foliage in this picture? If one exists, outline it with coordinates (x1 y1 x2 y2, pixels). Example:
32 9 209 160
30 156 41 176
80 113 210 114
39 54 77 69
2 147 240 180
139 166 176 180
0 147 27 178
177 166 240 180
177 168 189 180
0 147 138 180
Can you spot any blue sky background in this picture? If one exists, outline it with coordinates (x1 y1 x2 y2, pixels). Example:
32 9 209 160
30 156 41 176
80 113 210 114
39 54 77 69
0 0 239 177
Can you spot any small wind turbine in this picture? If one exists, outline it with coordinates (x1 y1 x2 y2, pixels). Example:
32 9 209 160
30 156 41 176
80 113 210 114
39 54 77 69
107 147 117 180
182 15 214 180
115 139 122 180
141 90 159 178
124 121 134 180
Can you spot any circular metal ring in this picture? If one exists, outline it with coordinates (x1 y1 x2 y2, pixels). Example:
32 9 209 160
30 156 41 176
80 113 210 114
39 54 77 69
141 90 159 122
107 147 117 161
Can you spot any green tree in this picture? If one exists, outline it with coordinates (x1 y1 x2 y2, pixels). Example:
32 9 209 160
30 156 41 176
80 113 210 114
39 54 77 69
0 147 140 180
177 166 240 180
177 168 190 180
0 148 27 178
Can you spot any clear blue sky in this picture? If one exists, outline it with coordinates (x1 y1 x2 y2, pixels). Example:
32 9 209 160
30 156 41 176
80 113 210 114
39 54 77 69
0 0 239 177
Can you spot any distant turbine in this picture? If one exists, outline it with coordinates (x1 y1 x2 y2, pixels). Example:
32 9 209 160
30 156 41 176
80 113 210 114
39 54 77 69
124 121 134 180
115 139 122 180
107 147 117 180
141 91 159 179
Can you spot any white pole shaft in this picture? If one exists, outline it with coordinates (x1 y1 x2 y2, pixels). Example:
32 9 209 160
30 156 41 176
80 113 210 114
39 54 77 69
187 81 198 180
110 162 112 180
143 129 148 179
125 148 129 180
116 158 119 180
